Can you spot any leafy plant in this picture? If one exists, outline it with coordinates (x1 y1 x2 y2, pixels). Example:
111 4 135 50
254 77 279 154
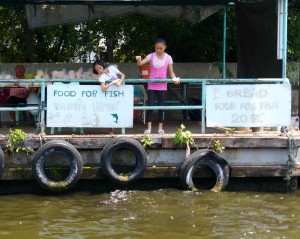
212 140 225 154
140 135 154 158
225 128 235 136
287 61 299 85
6 129 31 155
174 124 195 158
141 135 154 152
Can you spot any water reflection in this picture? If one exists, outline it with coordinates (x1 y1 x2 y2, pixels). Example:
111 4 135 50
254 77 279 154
0 189 299 239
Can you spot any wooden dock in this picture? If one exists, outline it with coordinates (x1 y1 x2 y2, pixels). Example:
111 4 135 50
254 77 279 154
0 120 299 193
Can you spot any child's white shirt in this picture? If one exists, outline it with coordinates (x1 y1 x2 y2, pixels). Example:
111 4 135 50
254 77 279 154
98 66 120 83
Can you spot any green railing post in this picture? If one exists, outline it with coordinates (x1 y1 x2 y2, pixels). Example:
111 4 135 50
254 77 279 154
40 81 46 134
282 0 288 79
0 78 285 135
222 5 227 79
201 80 206 134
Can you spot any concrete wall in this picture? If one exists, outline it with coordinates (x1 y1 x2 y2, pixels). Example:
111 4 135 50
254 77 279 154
1 62 298 80
0 62 236 78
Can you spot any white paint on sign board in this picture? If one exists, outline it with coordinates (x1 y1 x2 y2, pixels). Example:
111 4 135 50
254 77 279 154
47 84 133 128
206 84 291 127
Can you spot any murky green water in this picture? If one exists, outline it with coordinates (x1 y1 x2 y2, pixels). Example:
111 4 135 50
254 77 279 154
0 188 299 239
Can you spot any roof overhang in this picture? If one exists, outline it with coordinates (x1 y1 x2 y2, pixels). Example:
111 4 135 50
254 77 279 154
26 4 224 28
0 0 236 6
0 0 238 28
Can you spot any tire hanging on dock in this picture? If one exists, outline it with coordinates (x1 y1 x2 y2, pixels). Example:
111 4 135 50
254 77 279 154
0 147 4 178
32 140 83 191
179 149 230 192
100 138 147 184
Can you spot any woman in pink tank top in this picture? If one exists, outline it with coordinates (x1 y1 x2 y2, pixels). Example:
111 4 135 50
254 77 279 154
136 39 180 135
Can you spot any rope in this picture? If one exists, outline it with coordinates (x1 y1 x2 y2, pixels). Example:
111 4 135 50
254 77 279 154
33 102 45 135
207 133 216 150
282 127 297 192
38 132 46 148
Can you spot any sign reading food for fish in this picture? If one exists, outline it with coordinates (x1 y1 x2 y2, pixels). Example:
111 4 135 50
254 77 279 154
206 84 291 127
47 84 133 128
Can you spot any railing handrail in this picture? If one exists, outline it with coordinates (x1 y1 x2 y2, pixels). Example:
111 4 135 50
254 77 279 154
0 78 287 83
0 78 289 134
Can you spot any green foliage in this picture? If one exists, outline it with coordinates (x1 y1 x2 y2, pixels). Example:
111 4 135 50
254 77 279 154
212 140 225 154
174 124 195 146
288 1 300 61
0 3 299 64
174 124 196 158
287 61 299 84
141 135 154 149
225 128 235 136
6 129 31 155
0 7 233 63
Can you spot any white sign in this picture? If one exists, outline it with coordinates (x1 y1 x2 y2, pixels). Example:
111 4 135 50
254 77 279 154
47 84 133 128
206 84 291 127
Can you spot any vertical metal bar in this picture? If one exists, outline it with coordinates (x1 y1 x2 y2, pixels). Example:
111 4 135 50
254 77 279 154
282 0 288 79
40 81 46 134
222 5 227 79
201 80 206 134
182 83 188 120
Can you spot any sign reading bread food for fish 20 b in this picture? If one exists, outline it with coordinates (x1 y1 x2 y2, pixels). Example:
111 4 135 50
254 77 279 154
206 84 291 127
47 84 133 128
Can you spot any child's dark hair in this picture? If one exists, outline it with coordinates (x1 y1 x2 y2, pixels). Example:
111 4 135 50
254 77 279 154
92 59 108 74
155 38 166 45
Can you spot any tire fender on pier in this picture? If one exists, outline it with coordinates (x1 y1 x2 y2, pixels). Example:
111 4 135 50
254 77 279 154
179 149 230 192
0 147 4 178
32 140 83 191
100 138 147 184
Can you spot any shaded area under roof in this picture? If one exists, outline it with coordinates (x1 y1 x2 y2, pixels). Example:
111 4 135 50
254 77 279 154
26 4 223 27
0 0 238 28
0 0 236 6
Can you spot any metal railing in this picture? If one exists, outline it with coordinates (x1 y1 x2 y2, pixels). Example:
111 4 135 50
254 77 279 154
0 78 287 134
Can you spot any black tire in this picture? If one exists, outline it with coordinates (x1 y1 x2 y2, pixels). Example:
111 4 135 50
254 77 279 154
100 138 147 184
32 140 83 191
0 147 4 178
179 149 230 192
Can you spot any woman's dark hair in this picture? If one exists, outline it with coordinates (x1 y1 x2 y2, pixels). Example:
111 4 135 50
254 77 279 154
155 38 166 45
92 59 108 74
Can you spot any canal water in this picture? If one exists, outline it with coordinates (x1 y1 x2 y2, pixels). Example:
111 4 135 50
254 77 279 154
0 185 299 239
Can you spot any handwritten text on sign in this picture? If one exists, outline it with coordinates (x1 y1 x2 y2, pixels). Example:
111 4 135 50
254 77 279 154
206 84 291 127
47 84 133 128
